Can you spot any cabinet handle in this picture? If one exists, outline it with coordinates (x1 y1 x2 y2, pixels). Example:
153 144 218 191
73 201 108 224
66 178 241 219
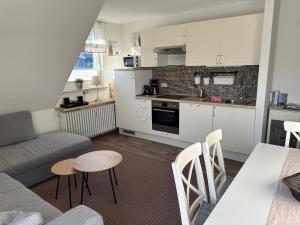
141 118 147 121
213 107 216 117
219 54 223 65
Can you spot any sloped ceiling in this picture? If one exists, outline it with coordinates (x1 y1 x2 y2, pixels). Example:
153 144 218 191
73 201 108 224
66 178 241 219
0 0 104 114
99 0 264 23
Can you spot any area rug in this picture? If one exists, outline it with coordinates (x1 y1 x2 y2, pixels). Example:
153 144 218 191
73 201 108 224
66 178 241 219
31 146 181 225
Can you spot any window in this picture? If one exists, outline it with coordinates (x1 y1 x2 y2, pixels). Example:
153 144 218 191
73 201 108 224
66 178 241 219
68 22 105 82
74 52 94 69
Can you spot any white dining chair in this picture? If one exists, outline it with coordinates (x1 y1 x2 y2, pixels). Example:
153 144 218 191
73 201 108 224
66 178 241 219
172 142 210 225
284 121 300 148
203 129 227 205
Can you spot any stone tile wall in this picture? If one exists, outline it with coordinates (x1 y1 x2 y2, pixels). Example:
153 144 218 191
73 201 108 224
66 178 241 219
152 65 259 99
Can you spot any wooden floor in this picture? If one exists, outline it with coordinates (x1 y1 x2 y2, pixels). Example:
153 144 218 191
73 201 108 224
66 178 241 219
32 131 244 225
91 131 243 177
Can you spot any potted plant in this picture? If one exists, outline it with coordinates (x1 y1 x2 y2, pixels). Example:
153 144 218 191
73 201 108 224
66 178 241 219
75 78 84 89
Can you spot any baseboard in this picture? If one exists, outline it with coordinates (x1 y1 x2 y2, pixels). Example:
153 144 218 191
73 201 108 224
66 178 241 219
119 129 248 162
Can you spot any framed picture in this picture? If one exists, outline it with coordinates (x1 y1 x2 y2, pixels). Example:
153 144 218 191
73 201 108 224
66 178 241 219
107 41 119 56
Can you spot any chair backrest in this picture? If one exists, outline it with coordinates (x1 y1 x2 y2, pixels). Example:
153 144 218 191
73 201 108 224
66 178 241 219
203 129 226 205
172 142 207 225
284 121 300 148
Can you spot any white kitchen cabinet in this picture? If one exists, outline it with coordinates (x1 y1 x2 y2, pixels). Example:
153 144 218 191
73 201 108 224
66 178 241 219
186 13 263 66
186 19 222 66
155 24 187 47
221 14 263 65
212 106 255 155
135 99 152 133
141 29 157 67
114 70 152 131
180 103 213 142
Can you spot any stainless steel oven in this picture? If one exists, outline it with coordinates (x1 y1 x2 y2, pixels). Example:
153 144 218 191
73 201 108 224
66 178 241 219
152 100 179 134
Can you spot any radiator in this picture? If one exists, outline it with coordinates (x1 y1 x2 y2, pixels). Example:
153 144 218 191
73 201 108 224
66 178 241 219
58 103 116 138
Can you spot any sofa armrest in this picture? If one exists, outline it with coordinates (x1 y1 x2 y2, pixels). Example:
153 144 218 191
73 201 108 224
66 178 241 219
45 205 103 225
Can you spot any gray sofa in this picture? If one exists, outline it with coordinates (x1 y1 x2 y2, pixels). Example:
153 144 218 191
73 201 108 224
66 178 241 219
0 173 104 225
0 111 104 224
0 111 91 187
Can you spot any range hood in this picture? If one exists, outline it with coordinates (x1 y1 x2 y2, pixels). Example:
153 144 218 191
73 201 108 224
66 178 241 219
154 45 186 55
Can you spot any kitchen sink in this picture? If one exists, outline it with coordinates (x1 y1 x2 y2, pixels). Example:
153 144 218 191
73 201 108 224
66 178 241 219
223 98 256 105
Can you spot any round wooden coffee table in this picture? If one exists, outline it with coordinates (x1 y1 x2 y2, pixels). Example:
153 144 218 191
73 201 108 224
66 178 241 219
51 159 77 208
73 151 122 204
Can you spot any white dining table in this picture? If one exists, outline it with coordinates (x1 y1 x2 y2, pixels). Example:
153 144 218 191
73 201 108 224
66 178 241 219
204 143 290 225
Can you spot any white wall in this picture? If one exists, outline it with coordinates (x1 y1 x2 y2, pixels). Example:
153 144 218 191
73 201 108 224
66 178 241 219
31 109 60 134
0 0 104 116
120 1 264 55
271 0 300 104
254 0 280 144
37 23 122 134
102 23 123 83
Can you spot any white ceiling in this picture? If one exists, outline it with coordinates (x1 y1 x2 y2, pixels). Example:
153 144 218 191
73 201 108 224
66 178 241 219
99 0 264 24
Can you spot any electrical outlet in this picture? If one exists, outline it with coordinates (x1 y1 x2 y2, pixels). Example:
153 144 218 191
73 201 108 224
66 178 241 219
160 83 168 88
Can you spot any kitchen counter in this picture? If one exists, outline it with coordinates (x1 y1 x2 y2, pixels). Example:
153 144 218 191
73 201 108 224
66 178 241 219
136 95 256 109
55 98 115 112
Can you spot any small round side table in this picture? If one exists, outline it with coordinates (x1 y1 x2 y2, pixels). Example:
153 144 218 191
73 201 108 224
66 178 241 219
73 150 122 204
51 159 77 208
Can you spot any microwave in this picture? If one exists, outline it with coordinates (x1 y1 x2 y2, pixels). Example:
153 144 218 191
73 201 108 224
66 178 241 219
123 56 140 67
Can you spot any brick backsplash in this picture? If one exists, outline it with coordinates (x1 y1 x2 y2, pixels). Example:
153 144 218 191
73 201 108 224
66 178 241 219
152 65 259 99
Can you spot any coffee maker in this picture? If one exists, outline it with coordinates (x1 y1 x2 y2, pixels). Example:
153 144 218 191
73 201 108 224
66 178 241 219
150 79 159 95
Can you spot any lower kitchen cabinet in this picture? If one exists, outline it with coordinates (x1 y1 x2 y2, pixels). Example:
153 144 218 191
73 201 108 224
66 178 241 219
135 99 152 133
180 103 213 143
212 106 255 155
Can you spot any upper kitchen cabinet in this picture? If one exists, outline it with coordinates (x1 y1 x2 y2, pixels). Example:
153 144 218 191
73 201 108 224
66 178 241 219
221 14 264 65
155 24 187 47
186 19 222 66
141 29 156 67
186 13 263 66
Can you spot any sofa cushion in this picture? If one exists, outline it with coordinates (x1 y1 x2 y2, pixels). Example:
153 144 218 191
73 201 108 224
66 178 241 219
0 111 36 147
0 173 61 223
0 131 91 177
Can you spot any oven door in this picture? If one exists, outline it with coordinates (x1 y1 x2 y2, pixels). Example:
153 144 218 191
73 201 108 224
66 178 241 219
152 107 179 134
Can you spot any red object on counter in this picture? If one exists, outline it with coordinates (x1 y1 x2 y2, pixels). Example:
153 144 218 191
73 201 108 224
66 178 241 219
210 96 224 103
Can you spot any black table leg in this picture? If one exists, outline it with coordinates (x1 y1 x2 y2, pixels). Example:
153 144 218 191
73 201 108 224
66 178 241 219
68 175 72 208
80 172 85 204
73 174 77 189
83 173 92 196
109 169 117 204
55 176 60 200
112 168 118 186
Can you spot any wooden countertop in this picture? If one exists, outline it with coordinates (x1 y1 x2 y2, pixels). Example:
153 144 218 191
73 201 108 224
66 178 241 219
136 95 256 109
114 67 152 71
269 105 300 112
55 98 115 112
